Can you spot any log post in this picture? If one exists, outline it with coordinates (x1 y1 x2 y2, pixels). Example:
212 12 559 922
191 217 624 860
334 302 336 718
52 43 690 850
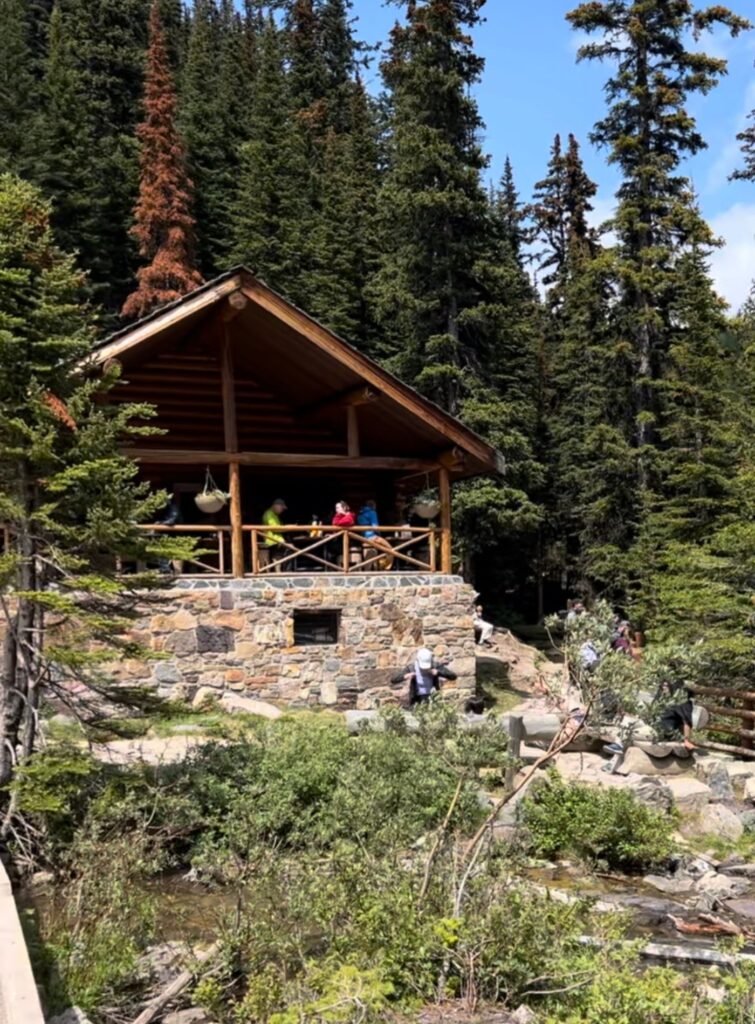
221 327 244 578
346 405 360 457
438 466 452 574
504 714 524 792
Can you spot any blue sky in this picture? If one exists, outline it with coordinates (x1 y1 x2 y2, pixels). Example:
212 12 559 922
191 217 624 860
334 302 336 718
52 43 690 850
351 0 755 310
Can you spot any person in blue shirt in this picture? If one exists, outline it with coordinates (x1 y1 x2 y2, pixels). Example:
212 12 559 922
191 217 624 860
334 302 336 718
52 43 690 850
357 499 379 538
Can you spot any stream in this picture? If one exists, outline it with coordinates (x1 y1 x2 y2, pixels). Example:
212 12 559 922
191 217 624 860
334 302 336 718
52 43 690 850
18 863 755 959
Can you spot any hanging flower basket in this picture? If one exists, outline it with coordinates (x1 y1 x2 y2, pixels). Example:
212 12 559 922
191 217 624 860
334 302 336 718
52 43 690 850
195 468 229 514
413 501 440 520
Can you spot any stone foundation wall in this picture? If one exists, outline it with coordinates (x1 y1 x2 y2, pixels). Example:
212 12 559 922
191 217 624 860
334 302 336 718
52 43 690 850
108 575 477 709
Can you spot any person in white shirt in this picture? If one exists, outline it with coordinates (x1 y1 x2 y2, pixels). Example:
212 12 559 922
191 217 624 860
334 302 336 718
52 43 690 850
472 604 494 646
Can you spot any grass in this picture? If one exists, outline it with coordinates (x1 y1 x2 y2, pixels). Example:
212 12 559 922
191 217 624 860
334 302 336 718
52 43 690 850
687 831 755 861
477 657 527 714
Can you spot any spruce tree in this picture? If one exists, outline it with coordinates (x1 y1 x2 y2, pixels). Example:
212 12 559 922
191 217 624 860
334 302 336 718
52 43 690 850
0 174 186 797
0 0 37 174
371 0 491 415
51 0 151 312
180 0 224 272
307 81 381 348
34 4 92 257
123 2 202 319
231 16 310 294
731 101 755 181
567 1 750 490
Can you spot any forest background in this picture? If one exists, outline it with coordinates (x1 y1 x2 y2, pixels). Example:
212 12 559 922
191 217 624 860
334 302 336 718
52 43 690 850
1 0 754 685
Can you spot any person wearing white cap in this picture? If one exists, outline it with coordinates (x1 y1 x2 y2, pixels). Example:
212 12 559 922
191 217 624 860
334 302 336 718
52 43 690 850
391 647 457 706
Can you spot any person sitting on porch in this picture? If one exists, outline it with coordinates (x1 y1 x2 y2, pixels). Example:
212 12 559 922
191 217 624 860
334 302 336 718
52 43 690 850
357 499 394 570
332 501 355 527
391 647 458 706
261 498 288 568
357 500 379 538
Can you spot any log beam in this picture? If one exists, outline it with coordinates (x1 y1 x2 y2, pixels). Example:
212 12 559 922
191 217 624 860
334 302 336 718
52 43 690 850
124 449 440 471
298 385 378 419
439 465 452 574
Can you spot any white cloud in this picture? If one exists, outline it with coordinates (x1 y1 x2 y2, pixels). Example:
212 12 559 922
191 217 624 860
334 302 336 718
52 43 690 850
705 80 755 193
709 203 755 311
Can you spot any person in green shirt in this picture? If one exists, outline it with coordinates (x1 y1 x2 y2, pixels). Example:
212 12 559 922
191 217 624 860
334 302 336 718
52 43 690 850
262 498 287 547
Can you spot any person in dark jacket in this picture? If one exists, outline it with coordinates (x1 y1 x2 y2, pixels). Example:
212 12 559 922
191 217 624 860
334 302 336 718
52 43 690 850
391 647 458 706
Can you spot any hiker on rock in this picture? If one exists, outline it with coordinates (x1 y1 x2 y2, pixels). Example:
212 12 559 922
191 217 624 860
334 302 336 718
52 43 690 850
391 647 457 706
473 603 494 646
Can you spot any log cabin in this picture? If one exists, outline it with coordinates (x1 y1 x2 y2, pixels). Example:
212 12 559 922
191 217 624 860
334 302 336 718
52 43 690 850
93 268 505 709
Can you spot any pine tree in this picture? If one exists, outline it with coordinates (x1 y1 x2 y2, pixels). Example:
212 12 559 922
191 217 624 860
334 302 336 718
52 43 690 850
319 0 358 132
34 4 92 257
0 174 187 796
231 16 310 294
123 2 202 319
49 0 151 313
371 0 491 415
567 1 750 490
530 133 625 593
307 80 381 348
731 102 755 182
0 0 37 174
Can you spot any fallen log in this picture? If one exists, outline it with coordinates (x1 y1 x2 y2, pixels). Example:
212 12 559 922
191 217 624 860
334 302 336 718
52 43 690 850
668 913 755 941
130 942 220 1024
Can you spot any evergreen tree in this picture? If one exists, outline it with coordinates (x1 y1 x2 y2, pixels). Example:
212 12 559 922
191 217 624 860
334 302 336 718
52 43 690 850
180 0 225 272
51 0 151 312
319 0 358 132
0 0 37 174
307 81 381 348
567 1 750 490
34 4 92 257
123 2 202 319
731 100 755 182
181 0 255 273
371 0 491 415
231 16 310 295
0 174 186 796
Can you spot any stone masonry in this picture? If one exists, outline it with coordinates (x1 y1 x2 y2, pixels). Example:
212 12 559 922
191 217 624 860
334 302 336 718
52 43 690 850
107 575 478 709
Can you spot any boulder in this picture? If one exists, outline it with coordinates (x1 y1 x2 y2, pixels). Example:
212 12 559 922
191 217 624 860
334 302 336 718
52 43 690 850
191 687 220 708
694 803 744 843
724 899 755 923
633 777 674 813
500 712 561 743
745 776 755 803
644 874 694 895
163 1010 211 1024
219 694 282 719
694 871 749 901
740 809 755 833
724 760 755 798
705 763 736 803
665 777 712 815
615 745 690 777
510 1008 537 1024
49 1010 93 1024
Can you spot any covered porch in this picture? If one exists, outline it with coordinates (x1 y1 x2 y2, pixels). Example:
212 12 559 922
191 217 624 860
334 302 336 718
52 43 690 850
94 269 504 578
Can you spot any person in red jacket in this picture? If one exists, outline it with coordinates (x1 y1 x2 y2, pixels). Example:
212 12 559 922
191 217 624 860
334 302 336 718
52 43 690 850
327 501 355 567
331 501 355 527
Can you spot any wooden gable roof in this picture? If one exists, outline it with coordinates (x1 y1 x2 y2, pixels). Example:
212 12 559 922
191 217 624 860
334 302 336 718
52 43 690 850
92 268 505 480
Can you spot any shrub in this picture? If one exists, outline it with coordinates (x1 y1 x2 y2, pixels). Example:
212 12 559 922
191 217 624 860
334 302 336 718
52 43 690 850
520 770 675 872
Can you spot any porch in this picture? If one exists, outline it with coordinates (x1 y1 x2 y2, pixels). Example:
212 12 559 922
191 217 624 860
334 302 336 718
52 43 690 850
94 268 503 580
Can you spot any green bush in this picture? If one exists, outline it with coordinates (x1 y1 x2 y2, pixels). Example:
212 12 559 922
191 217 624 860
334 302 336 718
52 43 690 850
520 770 675 872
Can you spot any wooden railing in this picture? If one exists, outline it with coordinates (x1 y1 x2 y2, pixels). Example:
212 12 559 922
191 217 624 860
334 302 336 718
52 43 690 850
132 524 441 576
689 683 755 759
